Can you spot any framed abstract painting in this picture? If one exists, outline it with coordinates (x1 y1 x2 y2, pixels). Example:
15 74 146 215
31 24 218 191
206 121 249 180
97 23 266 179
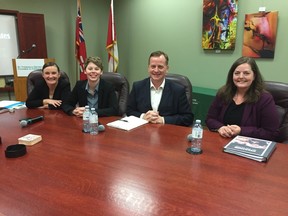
202 0 238 50
242 11 278 58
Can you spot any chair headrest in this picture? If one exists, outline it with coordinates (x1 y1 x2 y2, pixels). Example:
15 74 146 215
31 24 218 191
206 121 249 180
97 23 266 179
265 81 288 107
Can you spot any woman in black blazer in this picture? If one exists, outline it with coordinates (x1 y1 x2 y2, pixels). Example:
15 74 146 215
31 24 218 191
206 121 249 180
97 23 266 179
62 56 118 117
26 62 71 110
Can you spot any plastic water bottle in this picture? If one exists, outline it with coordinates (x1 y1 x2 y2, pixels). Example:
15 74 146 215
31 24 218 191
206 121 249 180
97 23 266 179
89 108 98 135
190 119 203 154
82 105 90 133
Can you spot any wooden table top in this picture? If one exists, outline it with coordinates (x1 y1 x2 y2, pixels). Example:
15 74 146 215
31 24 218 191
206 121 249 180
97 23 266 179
0 109 288 216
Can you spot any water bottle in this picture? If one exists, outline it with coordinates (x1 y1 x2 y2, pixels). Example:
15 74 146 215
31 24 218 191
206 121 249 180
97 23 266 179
89 108 98 135
190 119 203 154
82 105 90 133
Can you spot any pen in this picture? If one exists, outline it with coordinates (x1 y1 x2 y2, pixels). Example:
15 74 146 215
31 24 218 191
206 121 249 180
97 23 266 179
0 108 14 114
120 119 128 122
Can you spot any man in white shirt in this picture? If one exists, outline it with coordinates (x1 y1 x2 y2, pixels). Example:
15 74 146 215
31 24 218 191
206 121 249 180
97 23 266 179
127 51 194 126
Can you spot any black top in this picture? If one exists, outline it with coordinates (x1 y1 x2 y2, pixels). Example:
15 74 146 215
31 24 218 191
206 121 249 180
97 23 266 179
62 79 119 117
223 100 245 126
26 77 71 110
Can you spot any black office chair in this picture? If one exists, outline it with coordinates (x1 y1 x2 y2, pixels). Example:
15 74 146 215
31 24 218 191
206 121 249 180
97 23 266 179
165 73 193 106
264 81 288 143
27 69 70 95
101 72 129 116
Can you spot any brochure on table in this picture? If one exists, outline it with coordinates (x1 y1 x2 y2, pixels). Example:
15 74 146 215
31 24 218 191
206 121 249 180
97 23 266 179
0 100 26 109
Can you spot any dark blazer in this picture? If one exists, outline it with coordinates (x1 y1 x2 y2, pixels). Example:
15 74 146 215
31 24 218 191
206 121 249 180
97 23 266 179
205 92 280 141
127 78 194 126
62 79 118 117
26 77 71 110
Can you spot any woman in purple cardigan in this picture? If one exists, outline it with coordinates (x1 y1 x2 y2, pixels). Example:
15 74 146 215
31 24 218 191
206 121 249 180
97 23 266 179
205 57 279 141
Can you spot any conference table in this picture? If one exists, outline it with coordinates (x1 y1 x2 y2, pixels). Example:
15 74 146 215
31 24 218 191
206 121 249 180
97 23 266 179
0 108 288 216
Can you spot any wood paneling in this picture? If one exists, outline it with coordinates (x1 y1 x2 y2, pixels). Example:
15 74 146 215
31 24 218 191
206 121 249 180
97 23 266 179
17 12 47 58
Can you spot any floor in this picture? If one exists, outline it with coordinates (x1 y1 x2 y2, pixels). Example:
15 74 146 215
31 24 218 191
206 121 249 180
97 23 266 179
0 92 16 101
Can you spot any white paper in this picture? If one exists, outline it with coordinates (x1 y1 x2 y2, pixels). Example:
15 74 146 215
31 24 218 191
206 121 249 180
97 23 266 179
107 116 148 131
0 100 25 108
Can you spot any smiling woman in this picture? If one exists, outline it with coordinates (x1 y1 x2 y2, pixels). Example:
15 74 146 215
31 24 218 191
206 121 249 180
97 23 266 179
62 56 119 118
205 56 280 142
25 62 71 110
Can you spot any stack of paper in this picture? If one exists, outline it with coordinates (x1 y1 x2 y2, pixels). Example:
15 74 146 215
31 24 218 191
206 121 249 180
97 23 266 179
107 116 148 131
18 134 42 146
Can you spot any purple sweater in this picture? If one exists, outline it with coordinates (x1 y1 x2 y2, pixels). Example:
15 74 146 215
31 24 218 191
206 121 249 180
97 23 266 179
205 92 280 141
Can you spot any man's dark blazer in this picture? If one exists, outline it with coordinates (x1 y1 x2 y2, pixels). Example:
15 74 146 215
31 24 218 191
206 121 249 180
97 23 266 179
62 79 118 117
127 78 194 126
26 77 71 110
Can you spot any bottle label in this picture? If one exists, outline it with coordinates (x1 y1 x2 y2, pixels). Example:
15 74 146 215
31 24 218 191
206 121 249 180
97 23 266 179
89 115 98 124
192 128 203 139
83 113 89 120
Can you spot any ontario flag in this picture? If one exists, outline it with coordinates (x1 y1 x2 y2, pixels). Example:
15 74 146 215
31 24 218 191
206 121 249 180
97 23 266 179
106 0 119 72
75 0 87 80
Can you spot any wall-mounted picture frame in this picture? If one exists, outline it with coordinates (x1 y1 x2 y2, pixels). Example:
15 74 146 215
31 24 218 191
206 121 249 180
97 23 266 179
202 0 238 50
242 11 278 58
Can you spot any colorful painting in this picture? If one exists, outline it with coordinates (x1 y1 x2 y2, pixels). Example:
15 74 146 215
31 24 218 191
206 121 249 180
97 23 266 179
202 0 238 50
242 11 278 58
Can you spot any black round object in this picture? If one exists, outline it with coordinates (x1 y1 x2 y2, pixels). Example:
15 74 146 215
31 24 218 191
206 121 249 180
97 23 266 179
5 144 27 158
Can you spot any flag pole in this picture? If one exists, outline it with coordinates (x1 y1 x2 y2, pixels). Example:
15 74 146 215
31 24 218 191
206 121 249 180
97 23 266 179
111 0 115 72
106 0 119 72
75 0 80 81
75 0 87 80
